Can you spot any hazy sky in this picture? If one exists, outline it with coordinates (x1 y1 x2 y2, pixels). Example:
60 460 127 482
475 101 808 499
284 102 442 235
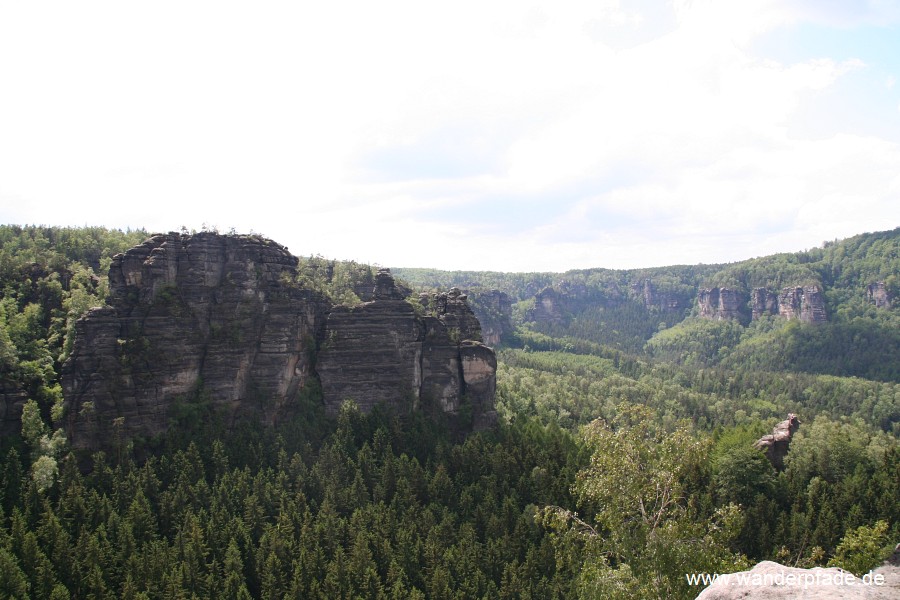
2 1 899 272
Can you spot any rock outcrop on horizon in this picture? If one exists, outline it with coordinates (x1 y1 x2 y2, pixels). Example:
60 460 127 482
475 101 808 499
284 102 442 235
62 234 496 452
525 278 691 332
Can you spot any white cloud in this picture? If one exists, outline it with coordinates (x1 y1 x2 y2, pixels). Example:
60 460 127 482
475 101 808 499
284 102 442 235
0 1 898 271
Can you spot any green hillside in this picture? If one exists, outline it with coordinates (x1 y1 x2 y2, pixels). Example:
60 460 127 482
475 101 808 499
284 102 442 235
0 225 897 599
397 227 900 382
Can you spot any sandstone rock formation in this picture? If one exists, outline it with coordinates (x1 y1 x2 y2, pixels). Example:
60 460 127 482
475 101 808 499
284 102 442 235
695 559 899 599
698 287 745 321
424 287 483 342
523 278 690 334
754 414 801 471
318 273 496 426
631 279 690 311
867 282 893 309
63 232 329 451
466 289 512 347
778 286 827 323
751 287 779 320
750 285 828 323
527 287 569 327
701 285 827 324
0 381 28 437
62 234 496 452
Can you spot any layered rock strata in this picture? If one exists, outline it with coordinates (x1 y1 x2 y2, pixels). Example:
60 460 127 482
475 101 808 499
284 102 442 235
700 286 827 324
698 287 744 321
779 286 827 323
751 287 779 320
63 236 496 452
318 274 496 426
527 287 569 327
62 233 328 451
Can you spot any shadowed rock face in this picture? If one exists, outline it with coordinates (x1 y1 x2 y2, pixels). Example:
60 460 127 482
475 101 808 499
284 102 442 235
469 290 513 348
318 273 496 426
317 295 423 415
867 282 893 309
62 236 496 452
528 287 568 327
0 381 28 437
62 232 328 451
633 279 691 311
751 287 779 320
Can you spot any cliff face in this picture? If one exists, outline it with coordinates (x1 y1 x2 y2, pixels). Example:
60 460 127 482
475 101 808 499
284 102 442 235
527 287 569 327
0 381 27 437
778 286 827 323
317 275 495 425
750 287 779 320
62 233 328 451
467 289 512 347
631 279 690 312
867 282 893 309
62 235 496 452
697 287 745 321
699 285 827 324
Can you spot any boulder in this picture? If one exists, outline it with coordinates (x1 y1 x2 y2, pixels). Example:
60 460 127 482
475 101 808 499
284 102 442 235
695 558 899 599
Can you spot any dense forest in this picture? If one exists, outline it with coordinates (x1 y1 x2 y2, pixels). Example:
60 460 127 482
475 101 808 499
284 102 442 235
0 225 897 599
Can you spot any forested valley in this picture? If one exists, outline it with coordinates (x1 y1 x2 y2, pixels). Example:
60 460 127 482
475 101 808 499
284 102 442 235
0 224 897 599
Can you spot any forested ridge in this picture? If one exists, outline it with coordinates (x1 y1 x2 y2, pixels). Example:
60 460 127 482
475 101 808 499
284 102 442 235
0 225 898 599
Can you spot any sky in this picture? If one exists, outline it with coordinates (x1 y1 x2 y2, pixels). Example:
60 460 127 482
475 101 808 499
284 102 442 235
1 0 900 272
